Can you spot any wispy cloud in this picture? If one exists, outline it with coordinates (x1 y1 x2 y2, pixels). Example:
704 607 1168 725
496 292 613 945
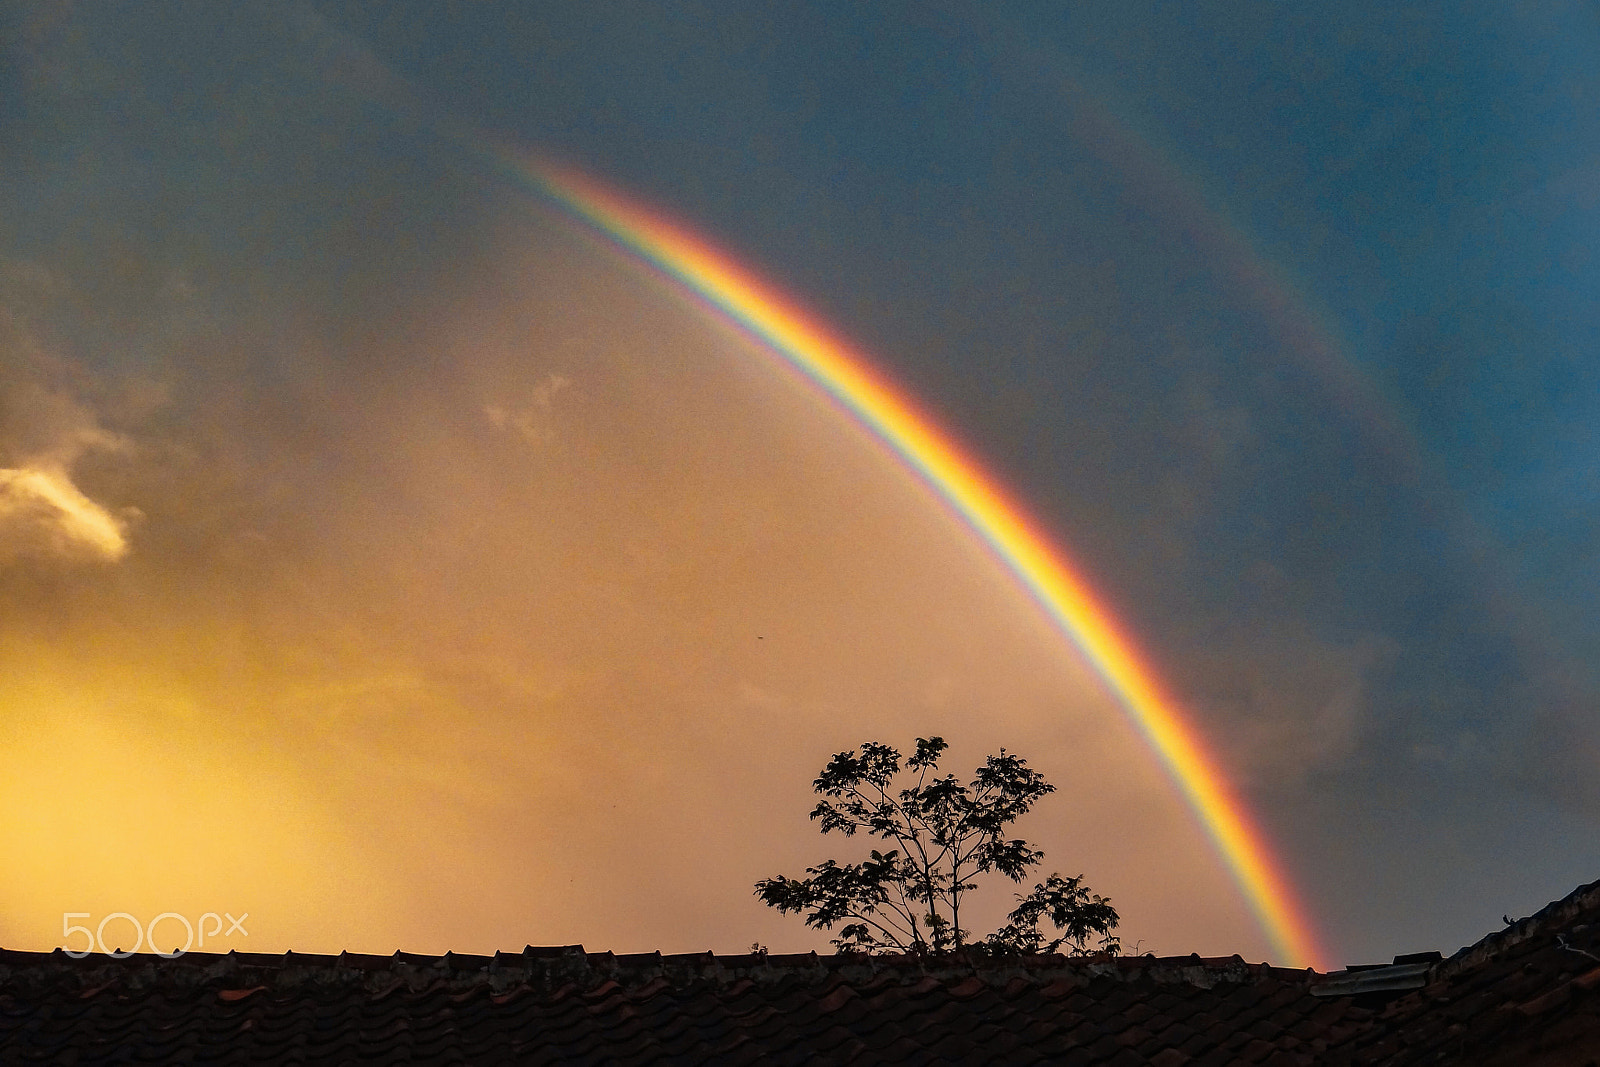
0 464 129 562
485 373 572 446
0 308 135 565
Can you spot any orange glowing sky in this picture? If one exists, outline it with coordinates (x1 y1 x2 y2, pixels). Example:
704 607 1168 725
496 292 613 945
10 0 1600 977
0 214 1267 961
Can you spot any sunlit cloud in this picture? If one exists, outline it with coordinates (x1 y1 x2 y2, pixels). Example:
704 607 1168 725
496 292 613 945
0 464 129 563
0 347 135 565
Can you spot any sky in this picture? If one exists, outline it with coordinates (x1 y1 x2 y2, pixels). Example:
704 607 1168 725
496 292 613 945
2 0 1598 969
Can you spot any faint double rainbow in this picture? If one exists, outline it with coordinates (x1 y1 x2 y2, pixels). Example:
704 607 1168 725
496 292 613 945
510 157 1327 971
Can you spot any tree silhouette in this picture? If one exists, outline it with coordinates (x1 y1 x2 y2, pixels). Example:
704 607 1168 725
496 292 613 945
755 736 1119 955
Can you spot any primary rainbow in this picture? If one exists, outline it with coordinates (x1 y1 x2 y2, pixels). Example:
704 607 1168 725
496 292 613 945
516 157 1329 971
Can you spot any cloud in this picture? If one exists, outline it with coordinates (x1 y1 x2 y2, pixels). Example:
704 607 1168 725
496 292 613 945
0 465 128 562
1182 622 1398 788
0 307 135 565
485 373 572 446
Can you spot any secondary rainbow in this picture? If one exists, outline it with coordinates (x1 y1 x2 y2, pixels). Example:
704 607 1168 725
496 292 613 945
517 157 1328 971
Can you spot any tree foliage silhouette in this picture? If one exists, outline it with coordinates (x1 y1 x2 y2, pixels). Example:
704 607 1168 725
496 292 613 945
755 737 1119 955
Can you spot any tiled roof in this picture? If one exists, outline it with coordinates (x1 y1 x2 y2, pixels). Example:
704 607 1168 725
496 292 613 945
1319 876 1600 1065
0 947 1354 1065
3 878 1600 1065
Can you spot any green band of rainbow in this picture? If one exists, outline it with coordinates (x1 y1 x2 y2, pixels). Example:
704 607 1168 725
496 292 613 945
518 158 1328 971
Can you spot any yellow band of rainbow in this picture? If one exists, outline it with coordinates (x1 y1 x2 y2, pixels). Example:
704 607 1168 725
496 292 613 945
520 158 1329 971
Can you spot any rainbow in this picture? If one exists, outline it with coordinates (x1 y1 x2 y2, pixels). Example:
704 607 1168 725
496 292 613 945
515 157 1328 971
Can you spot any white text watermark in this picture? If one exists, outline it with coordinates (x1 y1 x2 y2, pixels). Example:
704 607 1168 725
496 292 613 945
61 911 249 958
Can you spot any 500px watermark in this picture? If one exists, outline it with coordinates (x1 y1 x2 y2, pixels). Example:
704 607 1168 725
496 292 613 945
60 911 249 959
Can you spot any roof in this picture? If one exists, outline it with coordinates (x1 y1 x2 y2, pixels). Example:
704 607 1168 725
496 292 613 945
1323 875 1600 1066
2 878 1599 1065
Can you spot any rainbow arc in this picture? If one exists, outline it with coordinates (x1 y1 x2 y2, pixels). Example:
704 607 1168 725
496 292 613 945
517 158 1328 971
